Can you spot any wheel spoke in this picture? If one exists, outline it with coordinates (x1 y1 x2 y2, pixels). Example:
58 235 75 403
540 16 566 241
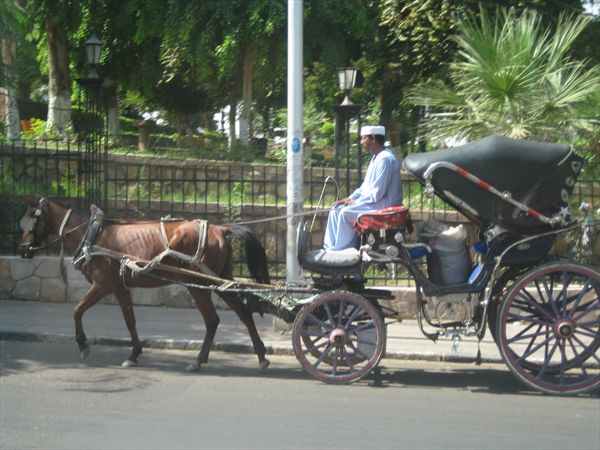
535 340 559 380
508 311 550 326
516 334 556 363
507 328 551 344
302 337 329 355
566 338 588 376
340 347 355 371
572 300 600 322
336 300 346 328
516 289 555 321
559 272 573 315
566 278 594 319
323 303 335 326
577 319 600 328
575 327 600 339
305 312 331 331
559 341 567 385
344 304 362 329
540 278 561 317
332 347 339 375
312 343 334 369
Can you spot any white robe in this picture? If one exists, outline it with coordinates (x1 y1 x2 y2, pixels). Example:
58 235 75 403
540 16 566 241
323 148 403 250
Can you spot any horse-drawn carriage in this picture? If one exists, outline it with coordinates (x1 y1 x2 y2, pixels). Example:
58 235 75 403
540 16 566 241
19 135 599 395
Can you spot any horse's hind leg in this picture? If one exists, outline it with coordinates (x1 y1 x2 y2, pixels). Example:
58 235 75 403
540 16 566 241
220 292 270 372
114 286 143 368
74 282 111 359
186 287 220 372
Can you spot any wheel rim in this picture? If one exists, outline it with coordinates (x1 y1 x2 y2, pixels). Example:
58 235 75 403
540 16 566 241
498 263 600 394
292 291 385 383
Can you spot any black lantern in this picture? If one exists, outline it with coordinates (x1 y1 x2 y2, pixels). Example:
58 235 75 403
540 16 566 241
84 33 102 78
332 67 362 194
337 67 358 105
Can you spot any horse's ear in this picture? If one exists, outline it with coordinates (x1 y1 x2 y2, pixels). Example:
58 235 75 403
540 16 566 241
23 195 38 207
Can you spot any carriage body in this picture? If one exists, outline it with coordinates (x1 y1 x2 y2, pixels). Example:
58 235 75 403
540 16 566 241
293 136 599 394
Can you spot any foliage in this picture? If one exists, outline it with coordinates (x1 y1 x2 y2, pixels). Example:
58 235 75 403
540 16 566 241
411 7 600 144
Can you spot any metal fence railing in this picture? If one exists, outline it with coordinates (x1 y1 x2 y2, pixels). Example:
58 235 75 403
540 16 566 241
2 139 598 283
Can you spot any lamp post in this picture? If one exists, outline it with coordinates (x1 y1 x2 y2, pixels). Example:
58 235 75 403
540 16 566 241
76 32 107 209
332 67 362 195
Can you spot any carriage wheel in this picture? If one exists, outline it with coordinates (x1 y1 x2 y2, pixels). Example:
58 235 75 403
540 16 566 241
497 262 600 395
292 290 385 384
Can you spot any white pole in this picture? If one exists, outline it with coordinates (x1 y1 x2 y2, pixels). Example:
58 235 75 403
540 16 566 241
286 0 304 282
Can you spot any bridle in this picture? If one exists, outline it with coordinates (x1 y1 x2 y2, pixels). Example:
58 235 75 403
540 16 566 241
19 198 86 255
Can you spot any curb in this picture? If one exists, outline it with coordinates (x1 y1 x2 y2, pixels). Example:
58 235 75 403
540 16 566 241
0 331 502 364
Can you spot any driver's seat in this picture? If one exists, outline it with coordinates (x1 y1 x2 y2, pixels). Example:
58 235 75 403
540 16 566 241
296 222 363 279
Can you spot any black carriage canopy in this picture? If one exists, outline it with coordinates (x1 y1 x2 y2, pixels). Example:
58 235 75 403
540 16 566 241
403 135 584 234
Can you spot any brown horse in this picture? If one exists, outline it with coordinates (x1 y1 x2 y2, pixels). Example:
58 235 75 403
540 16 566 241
19 196 271 372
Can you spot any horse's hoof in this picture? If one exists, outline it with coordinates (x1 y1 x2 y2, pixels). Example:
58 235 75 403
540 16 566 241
121 359 137 368
258 359 270 373
186 363 201 372
80 347 91 359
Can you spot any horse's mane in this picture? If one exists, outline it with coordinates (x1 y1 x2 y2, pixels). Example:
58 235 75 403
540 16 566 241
36 197 188 225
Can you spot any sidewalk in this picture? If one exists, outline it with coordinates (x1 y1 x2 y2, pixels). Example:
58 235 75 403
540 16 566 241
0 299 502 363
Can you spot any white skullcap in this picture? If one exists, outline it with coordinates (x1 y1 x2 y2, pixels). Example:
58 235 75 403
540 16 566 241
361 125 385 136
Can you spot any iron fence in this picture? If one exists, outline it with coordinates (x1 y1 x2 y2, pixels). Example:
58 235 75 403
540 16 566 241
1 139 598 283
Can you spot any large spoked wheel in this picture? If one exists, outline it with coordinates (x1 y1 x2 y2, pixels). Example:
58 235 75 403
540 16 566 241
292 290 385 384
497 261 600 395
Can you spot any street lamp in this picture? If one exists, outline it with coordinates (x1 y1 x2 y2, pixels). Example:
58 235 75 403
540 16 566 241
84 33 103 78
332 67 362 194
337 67 358 106
77 32 106 209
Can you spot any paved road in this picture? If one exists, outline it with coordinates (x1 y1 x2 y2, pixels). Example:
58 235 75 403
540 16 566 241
1 341 599 450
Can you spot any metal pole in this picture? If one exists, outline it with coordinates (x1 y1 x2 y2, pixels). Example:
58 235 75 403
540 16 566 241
286 0 303 282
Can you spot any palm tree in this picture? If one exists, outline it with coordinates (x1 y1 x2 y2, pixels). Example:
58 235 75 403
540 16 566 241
411 8 600 145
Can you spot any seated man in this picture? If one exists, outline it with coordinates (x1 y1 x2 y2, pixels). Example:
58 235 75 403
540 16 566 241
323 125 403 251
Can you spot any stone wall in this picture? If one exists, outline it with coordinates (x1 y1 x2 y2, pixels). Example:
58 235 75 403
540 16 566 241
0 256 227 309
0 255 420 318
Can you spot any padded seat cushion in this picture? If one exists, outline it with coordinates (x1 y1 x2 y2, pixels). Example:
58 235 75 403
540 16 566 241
303 248 361 267
354 206 412 233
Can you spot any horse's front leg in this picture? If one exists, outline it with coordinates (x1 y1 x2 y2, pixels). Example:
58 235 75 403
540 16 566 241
221 292 270 372
114 286 143 368
74 282 111 359
186 287 220 372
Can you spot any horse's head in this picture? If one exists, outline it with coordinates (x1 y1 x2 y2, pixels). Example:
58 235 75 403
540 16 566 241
19 196 53 258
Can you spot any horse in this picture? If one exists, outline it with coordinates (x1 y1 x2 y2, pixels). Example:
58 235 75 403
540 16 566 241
18 196 272 372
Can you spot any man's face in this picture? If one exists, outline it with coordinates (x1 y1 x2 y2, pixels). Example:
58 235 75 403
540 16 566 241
361 135 377 152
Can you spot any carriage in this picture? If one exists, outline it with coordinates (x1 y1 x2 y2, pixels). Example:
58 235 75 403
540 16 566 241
291 135 599 395
19 135 599 395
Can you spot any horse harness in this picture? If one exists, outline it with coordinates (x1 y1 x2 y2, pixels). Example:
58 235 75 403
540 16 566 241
120 217 215 277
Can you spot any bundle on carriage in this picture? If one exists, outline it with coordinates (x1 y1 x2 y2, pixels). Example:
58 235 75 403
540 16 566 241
19 135 599 395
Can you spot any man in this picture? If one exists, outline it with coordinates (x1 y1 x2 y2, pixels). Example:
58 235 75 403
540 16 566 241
323 125 403 251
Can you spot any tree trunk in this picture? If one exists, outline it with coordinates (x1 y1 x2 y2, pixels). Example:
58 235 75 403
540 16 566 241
380 87 400 148
1 37 20 139
238 44 255 144
228 94 237 146
46 14 72 137
105 80 121 143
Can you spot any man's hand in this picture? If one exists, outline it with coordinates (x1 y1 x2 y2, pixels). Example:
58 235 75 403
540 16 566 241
332 197 355 208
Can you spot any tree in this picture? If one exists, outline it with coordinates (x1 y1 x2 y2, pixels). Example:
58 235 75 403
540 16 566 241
411 7 600 144
1 0 25 139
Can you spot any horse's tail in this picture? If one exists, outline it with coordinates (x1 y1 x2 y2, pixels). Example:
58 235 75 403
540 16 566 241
227 225 271 285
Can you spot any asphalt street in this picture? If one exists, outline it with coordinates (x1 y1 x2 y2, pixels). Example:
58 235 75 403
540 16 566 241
1 341 599 450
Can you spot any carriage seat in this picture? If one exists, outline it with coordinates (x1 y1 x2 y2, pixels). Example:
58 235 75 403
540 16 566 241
303 247 361 267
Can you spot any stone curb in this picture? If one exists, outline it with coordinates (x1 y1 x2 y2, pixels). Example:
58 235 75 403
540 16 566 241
0 331 502 364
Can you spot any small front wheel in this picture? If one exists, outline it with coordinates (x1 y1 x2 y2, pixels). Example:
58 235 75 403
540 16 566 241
292 290 385 383
497 261 600 395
